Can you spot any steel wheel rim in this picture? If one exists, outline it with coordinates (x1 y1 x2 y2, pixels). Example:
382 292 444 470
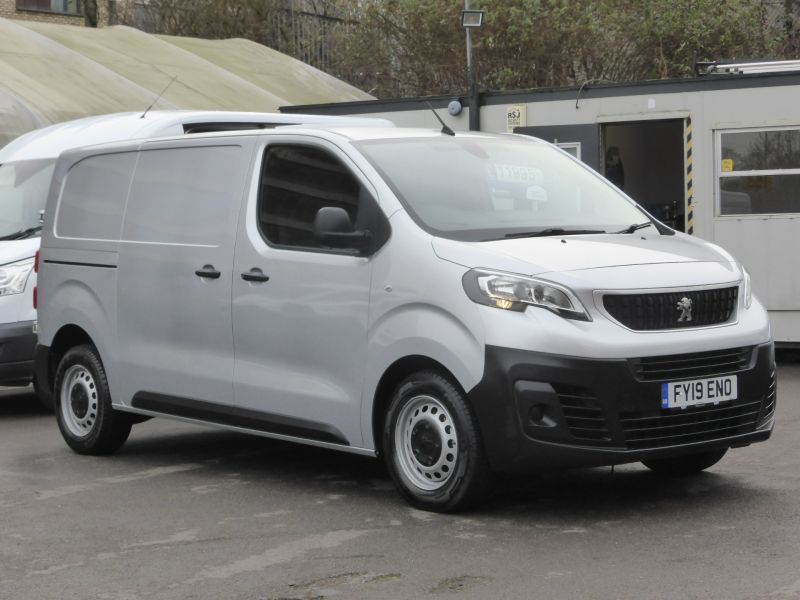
60 365 98 438
394 394 458 491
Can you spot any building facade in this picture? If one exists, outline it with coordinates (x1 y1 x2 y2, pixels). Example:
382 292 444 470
0 0 114 26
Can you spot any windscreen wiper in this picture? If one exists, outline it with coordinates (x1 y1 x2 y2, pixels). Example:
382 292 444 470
0 226 42 241
504 228 606 239
613 222 653 234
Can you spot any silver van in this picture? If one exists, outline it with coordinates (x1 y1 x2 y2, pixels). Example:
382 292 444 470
36 128 775 512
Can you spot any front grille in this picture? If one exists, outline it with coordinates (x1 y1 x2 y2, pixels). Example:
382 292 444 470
555 385 613 446
631 347 753 382
603 286 738 331
620 400 761 450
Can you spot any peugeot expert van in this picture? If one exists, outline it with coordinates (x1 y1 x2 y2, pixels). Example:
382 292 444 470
0 111 391 405
36 128 775 512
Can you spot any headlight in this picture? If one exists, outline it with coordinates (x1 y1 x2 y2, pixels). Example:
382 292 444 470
742 267 752 309
462 269 590 321
0 258 34 297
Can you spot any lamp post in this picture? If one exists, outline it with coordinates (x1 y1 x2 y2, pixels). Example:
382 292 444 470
461 2 484 131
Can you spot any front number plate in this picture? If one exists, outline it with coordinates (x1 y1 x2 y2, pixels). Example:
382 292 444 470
661 375 738 409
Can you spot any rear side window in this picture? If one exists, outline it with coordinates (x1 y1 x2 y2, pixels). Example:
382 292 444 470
258 145 369 251
123 145 243 246
56 153 136 240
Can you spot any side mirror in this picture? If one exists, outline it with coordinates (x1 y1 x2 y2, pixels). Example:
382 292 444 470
313 207 372 253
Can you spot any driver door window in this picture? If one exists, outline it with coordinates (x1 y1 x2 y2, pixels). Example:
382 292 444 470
259 145 378 252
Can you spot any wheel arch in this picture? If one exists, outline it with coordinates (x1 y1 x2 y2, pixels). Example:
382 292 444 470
371 355 468 457
43 324 95 396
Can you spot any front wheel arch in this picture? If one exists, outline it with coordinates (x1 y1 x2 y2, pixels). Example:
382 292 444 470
372 356 468 457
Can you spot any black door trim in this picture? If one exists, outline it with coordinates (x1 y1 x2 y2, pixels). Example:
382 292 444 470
131 392 349 446
43 260 117 269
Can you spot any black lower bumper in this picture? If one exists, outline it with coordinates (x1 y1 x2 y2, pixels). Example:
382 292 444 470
0 321 37 385
467 342 776 473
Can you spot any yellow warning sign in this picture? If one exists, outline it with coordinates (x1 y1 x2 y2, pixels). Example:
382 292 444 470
721 158 734 172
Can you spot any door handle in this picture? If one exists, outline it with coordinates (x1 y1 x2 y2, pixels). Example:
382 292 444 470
195 265 221 279
241 268 270 283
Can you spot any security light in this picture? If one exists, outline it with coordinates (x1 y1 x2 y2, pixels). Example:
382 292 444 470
461 10 484 28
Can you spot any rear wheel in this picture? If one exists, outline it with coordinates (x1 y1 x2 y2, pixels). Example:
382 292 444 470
54 344 131 455
383 370 492 512
642 448 728 475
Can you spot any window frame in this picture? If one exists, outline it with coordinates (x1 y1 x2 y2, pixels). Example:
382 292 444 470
16 0 83 16
255 141 387 257
556 142 581 161
715 125 800 218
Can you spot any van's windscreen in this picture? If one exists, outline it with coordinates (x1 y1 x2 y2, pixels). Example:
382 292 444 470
0 159 55 240
354 136 653 242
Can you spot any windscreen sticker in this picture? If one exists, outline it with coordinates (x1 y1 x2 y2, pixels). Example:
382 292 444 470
490 164 542 184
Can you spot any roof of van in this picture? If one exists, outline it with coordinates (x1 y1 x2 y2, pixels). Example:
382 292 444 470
126 126 510 147
322 127 508 141
0 111 394 163
36 126 526 168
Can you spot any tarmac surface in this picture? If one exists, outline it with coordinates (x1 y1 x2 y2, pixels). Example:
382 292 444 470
1 354 799 600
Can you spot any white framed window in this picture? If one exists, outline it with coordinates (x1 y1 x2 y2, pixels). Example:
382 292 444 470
716 126 800 216
556 142 581 160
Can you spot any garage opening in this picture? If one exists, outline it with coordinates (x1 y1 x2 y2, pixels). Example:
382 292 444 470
602 120 686 232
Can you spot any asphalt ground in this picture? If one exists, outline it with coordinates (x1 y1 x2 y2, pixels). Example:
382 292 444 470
1 354 799 600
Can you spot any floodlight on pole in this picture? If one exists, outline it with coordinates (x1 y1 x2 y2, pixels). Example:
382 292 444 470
461 10 484 27
461 2 484 131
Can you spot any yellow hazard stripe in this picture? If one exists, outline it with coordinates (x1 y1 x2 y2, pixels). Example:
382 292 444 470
685 118 694 235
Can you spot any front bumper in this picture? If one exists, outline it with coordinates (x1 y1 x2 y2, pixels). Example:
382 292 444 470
467 342 775 473
0 320 37 385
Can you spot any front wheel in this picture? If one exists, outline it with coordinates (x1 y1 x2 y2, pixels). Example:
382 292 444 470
642 448 728 475
383 371 492 512
54 344 132 455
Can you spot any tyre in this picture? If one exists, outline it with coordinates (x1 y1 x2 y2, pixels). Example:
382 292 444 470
54 344 132 455
383 370 492 512
642 448 728 476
